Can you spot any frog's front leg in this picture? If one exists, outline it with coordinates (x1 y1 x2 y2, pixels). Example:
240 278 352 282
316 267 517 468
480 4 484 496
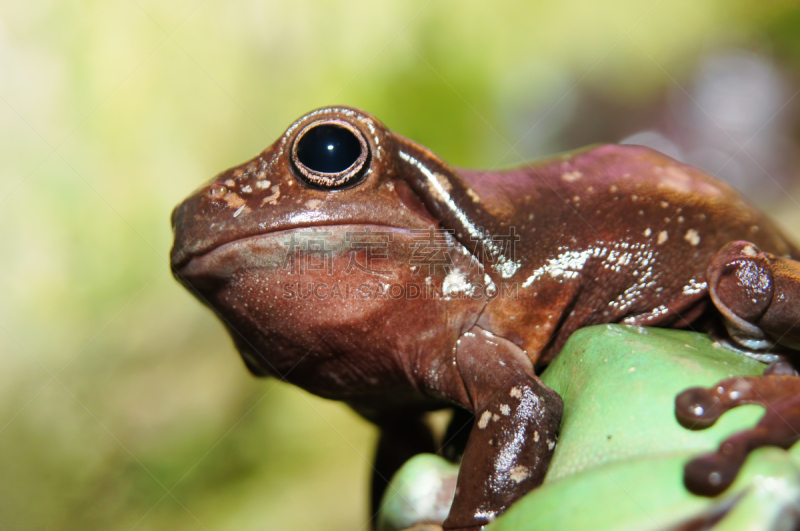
675 241 800 496
442 328 563 530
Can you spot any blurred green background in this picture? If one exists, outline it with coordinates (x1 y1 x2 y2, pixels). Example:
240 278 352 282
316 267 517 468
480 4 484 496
2 1 800 530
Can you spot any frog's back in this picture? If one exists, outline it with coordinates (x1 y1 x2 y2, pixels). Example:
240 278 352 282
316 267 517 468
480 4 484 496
459 144 797 363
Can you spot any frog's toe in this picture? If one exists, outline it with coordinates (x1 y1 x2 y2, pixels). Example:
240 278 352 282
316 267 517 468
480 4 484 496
675 374 794 429
675 386 722 429
678 376 800 496
684 451 742 496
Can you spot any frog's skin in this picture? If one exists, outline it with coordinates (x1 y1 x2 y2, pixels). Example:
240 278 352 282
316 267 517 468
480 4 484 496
170 106 800 530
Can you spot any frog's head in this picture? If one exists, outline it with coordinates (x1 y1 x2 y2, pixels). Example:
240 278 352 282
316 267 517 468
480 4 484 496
170 107 485 400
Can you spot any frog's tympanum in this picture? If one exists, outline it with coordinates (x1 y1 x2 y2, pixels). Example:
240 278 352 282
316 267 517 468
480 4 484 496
171 107 800 530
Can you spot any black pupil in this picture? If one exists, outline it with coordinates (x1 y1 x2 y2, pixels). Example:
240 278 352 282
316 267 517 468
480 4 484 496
296 124 362 174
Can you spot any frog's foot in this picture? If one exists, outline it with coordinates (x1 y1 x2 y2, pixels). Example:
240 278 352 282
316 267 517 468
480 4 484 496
442 327 563 530
676 373 800 496
707 241 800 351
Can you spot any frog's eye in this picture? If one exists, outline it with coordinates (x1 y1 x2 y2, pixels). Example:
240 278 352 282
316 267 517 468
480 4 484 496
291 120 369 188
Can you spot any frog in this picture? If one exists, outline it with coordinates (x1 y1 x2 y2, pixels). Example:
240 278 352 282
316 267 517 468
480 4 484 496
170 106 800 530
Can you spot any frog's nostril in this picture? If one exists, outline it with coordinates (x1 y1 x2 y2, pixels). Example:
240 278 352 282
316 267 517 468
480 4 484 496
291 119 369 189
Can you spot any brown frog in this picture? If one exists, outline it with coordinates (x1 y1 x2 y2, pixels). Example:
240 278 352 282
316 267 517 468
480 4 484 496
170 106 800 530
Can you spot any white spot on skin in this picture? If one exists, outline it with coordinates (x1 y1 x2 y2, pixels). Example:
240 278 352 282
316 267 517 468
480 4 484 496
305 199 322 210
494 260 520 279
499 404 510 415
466 188 480 202
443 269 472 297
547 440 556 451
510 387 522 399
644 228 652 237
610 185 618 193
743 245 758 257
225 179 236 187
661 201 669 208
255 180 272 190
261 185 281 206
241 185 252 194
492 413 500 422
561 170 583 182
509 466 531 483
684 229 700 246
657 231 668 245
522 249 593 287
233 205 245 218
682 279 707 295
478 411 492 429
222 191 246 211
533 431 540 442
484 274 497 297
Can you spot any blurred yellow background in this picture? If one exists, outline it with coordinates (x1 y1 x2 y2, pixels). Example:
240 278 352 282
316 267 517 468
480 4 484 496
2 1 800 529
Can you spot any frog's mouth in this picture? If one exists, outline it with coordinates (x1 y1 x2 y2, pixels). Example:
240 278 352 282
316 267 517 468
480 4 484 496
172 223 420 280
